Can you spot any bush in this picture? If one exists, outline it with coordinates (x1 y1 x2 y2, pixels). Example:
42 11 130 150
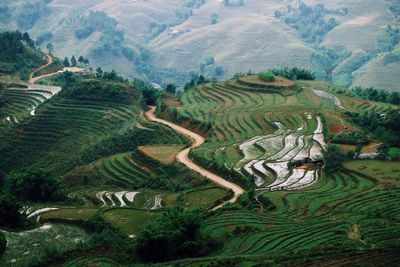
271 67 316 80
6 168 65 202
0 232 6 255
0 192 21 228
60 79 141 104
258 71 275 82
323 145 346 174
332 132 368 145
136 207 216 262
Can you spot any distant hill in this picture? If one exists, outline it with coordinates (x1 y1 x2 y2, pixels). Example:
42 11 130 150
1 0 399 89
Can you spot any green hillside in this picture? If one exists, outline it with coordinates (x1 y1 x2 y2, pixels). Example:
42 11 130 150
1 28 400 266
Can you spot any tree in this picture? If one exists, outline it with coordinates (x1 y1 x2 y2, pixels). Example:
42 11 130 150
78 56 84 66
46 43 54 54
0 232 6 255
210 12 218 25
323 145 345 174
70 55 77 67
96 67 103 77
136 207 215 262
83 58 90 66
63 57 70 67
6 169 65 202
165 83 177 94
0 192 21 228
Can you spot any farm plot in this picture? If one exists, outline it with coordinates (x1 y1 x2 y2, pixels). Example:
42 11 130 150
0 224 90 267
172 79 334 191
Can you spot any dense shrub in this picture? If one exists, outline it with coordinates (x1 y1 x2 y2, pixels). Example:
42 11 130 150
136 207 216 262
258 71 275 82
351 86 400 105
270 67 315 80
60 79 141 104
6 169 65 202
323 145 346 174
0 192 21 228
0 232 6 255
332 132 368 145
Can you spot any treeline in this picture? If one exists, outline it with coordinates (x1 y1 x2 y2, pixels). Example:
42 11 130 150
351 86 400 105
270 67 315 80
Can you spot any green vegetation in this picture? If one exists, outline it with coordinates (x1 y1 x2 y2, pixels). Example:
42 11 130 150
0 192 21 228
16 0 50 30
0 31 44 79
136 207 216 262
332 132 368 145
323 145 346 174
257 70 275 82
351 86 400 105
0 232 6 255
6 168 65 202
270 67 315 80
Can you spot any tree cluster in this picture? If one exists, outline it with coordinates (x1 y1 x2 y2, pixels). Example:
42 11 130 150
351 86 400 105
323 145 346 174
136 207 216 262
270 67 315 80
258 70 275 82
347 110 400 147
60 78 140 104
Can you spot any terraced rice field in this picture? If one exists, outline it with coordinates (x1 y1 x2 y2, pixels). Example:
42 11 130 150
0 96 140 172
201 167 400 261
172 77 335 190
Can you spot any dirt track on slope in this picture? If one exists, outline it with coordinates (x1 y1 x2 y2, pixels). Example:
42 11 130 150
145 106 244 206
29 55 54 83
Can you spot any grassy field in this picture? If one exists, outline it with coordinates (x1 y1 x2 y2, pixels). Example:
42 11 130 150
138 144 186 165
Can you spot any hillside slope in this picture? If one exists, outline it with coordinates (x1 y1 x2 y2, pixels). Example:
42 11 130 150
1 0 399 90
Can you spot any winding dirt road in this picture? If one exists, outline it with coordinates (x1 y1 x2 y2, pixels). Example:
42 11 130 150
145 106 244 205
29 55 54 83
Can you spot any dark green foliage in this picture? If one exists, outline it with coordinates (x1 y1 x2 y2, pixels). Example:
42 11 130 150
133 78 161 105
63 57 70 67
86 213 130 247
332 132 368 145
323 145 345 174
258 71 275 82
17 0 50 30
378 25 400 52
70 56 77 67
6 169 65 202
237 189 268 210
36 31 53 45
351 86 400 105
60 79 141 104
0 232 6 255
349 110 400 146
210 12 218 25
278 1 339 43
136 207 216 262
165 83 177 94
0 31 44 76
270 67 315 80
0 192 21 228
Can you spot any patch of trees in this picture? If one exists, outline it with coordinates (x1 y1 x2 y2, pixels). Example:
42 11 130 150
0 31 44 79
63 55 89 67
210 12 219 25
323 145 346 174
74 11 117 39
389 2 400 19
0 192 21 228
383 52 400 64
183 74 208 90
238 189 276 211
347 110 400 147
378 25 400 52
60 78 140 104
17 0 50 30
276 1 339 43
224 0 245 7
351 86 400 105
332 132 368 145
311 47 351 82
136 207 217 262
133 78 161 105
6 168 66 202
270 67 315 80
0 232 6 255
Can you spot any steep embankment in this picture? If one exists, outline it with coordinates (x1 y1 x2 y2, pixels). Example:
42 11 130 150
145 106 244 204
